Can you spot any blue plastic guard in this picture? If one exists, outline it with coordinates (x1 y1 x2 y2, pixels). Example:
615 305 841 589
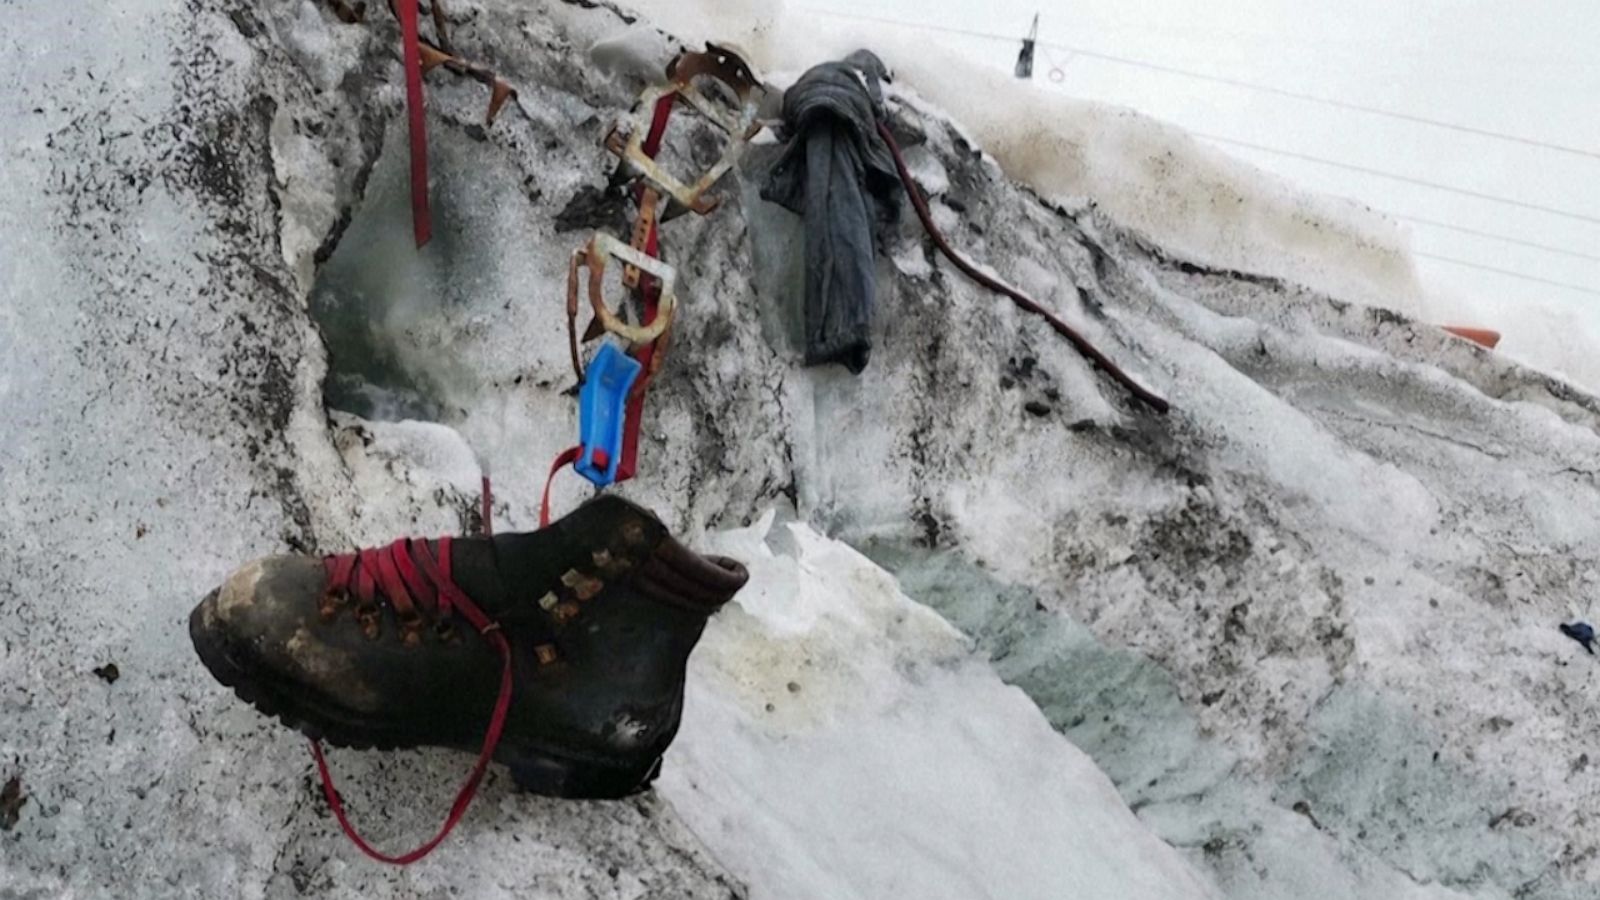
575 342 642 487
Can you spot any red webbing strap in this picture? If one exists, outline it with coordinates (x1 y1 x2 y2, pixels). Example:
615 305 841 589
875 121 1169 414
641 92 676 157
310 538 511 865
616 93 677 482
617 220 661 483
399 0 432 247
480 475 493 537
540 446 583 528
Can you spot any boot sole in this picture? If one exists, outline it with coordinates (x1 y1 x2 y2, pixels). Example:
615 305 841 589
189 590 661 799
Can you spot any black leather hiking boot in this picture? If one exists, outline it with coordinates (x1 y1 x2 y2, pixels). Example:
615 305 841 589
189 495 747 799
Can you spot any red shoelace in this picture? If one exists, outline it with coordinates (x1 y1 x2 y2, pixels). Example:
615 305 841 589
311 535 513 864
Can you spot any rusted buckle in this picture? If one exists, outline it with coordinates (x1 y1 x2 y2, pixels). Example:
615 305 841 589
623 187 660 290
566 232 678 379
604 43 766 218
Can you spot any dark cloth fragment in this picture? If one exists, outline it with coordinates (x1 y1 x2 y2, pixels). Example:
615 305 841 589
761 51 901 373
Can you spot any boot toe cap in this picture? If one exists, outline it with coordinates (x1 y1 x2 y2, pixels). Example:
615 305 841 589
190 555 385 715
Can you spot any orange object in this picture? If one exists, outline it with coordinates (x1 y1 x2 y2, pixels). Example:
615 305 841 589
1441 326 1501 349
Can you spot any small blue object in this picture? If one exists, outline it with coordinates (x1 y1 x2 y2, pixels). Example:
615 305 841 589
1561 621 1596 655
575 342 642 487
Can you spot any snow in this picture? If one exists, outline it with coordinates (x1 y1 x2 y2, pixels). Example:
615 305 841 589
626 0 1600 396
587 23 678 86
661 514 1219 899
1418 282 1600 403
626 0 1426 315
8 0 1600 897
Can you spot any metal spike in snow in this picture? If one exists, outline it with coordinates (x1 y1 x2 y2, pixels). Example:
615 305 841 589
603 43 767 221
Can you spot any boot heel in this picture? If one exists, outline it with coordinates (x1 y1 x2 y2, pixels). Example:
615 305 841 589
502 747 663 799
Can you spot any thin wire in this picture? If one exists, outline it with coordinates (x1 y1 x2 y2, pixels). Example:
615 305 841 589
799 7 1600 162
1043 42 1600 163
1196 133 1600 227
1415 252 1600 297
1395 215 1600 264
799 8 1008 42
1042 46 1071 83
798 6 1600 292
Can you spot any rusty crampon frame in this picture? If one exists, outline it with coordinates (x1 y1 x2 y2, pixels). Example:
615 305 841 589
603 42 767 220
566 43 766 381
565 231 679 379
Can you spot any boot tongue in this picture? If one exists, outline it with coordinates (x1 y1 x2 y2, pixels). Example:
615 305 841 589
634 534 749 611
446 496 746 617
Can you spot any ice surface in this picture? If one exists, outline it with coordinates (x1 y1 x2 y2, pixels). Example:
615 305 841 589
870 545 1504 900
588 23 678 86
661 515 1220 900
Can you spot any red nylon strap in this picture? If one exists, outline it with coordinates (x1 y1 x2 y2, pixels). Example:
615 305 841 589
540 446 583 528
480 475 493 536
399 0 432 247
641 92 675 157
875 120 1169 414
312 537 511 864
617 226 660 483
617 93 676 482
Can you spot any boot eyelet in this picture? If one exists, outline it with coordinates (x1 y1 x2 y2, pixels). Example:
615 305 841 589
593 549 630 577
318 588 348 622
355 603 382 639
622 520 646 545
